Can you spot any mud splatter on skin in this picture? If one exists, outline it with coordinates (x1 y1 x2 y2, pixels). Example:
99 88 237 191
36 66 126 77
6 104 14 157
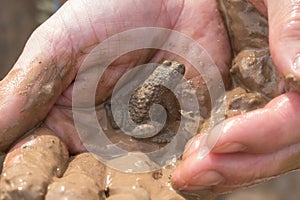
285 74 300 92
0 53 76 152
0 152 5 173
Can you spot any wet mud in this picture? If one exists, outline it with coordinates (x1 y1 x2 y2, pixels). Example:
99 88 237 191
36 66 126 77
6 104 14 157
0 128 69 200
46 153 106 200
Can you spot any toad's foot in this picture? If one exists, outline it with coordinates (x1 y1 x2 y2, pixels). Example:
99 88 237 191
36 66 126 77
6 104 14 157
150 129 175 144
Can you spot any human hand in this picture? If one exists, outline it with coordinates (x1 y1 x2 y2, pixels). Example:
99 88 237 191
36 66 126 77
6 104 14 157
0 1 230 157
0 0 233 198
171 0 300 195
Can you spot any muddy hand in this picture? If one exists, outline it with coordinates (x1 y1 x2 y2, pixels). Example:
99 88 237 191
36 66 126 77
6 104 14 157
0 0 230 154
172 0 300 194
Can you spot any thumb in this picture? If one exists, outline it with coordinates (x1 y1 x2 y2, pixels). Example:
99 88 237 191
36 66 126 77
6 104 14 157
266 0 300 87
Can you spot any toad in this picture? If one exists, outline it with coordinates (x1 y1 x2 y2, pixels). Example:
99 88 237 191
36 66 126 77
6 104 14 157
106 60 185 143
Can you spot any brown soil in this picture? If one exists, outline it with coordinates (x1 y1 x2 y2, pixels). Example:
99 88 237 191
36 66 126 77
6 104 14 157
0 128 69 200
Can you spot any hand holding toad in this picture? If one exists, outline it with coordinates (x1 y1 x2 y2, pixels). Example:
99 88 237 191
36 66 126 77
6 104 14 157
172 0 300 194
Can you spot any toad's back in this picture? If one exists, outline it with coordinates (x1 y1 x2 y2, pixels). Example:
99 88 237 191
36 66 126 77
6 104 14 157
129 60 185 124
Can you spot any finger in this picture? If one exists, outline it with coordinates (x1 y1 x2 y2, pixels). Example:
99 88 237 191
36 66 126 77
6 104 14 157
0 0 184 151
44 107 86 154
173 0 231 77
66 0 231 108
247 0 268 16
264 0 300 89
152 0 231 81
172 141 300 194
0 127 69 199
182 134 207 160
207 92 300 154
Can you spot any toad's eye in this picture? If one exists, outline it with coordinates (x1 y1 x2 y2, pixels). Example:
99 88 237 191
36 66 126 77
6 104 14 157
177 64 185 75
178 64 184 69
172 70 178 76
163 60 172 66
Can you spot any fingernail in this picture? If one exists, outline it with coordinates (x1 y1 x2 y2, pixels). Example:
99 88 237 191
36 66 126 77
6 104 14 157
179 185 210 191
183 135 206 157
196 122 225 161
197 146 210 160
206 122 225 149
183 138 196 154
171 170 185 189
213 142 247 153
182 171 224 190
292 55 300 76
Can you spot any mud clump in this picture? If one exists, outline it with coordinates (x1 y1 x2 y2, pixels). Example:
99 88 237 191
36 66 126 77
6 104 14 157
231 49 286 99
46 153 106 200
106 187 150 200
218 0 268 53
104 161 185 200
225 87 267 118
0 128 69 200
285 74 300 92
0 152 5 173
199 87 267 135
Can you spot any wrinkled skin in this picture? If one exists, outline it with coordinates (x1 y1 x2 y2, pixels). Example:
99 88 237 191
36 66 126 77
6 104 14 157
172 0 300 194
1 0 300 196
0 0 230 153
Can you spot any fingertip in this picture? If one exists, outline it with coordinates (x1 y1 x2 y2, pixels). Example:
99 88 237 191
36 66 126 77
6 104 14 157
206 122 225 151
172 151 201 190
171 164 186 190
212 142 247 154
208 120 248 154
266 0 300 85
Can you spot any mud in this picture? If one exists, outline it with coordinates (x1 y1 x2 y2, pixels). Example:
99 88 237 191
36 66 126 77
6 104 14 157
285 74 300 92
218 0 268 53
0 128 69 200
46 153 106 200
231 49 286 98
0 152 5 173
104 155 184 200
0 62 64 152
199 87 266 137
225 87 267 118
